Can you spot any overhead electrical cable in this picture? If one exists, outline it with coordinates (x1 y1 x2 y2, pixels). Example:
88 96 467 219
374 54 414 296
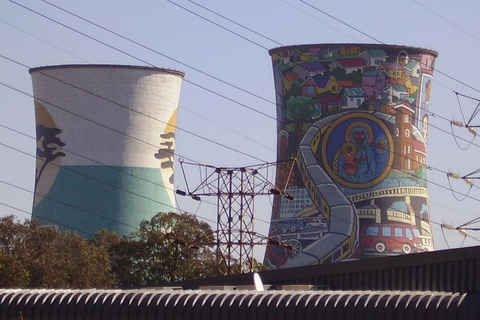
0 200 95 237
279 0 361 41
0 177 140 231
411 0 480 43
0 54 267 163
0 20 276 156
23 0 477 168
297 0 480 96
187 0 284 46
165 0 270 50
19 0 480 152
0 3 474 200
5 0 480 247
0 47 286 229
0 80 268 228
0 49 476 229
32 0 480 139
1 90 471 242
298 0 384 44
37 0 276 108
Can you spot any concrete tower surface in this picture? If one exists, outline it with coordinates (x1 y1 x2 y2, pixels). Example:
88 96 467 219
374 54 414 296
30 64 184 236
264 44 437 269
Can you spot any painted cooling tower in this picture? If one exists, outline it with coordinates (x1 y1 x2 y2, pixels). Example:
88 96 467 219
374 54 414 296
30 65 184 236
264 44 437 269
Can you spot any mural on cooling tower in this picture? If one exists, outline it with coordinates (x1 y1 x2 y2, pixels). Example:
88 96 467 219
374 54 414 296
264 44 437 269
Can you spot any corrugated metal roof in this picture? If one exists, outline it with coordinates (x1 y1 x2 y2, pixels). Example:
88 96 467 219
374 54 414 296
1 289 479 319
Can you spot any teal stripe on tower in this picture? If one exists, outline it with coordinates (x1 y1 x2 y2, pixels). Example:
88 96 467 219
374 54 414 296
33 166 172 236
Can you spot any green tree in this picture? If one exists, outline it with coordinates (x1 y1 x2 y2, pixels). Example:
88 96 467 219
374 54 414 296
0 216 115 288
411 166 428 187
285 96 318 135
61 232 116 288
96 212 217 287
0 216 29 287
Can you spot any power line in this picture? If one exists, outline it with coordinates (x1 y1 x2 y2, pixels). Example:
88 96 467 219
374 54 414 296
0 8 476 202
0 19 276 155
0 52 472 231
5 0 480 252
296 0 480 96
166 0 270 50
0 55 267 164
0 63 280 226
187 0 284 47
9 0 286 152
17 0 480 157
411 0 480 43
0 1 286 234
298 0 384 44
37 0 277 109
0 102 274 229
23 0 480 151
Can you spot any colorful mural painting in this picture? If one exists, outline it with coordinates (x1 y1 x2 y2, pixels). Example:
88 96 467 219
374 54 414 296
264 44 437 269
31 65 184 237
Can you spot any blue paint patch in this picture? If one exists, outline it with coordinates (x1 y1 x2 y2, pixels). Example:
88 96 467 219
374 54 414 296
33 165 173 237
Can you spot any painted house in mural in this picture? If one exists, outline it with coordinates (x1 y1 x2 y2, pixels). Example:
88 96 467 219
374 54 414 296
265 44 437 269
358 49 388 68
293 61 327 80
301 75 339 97
328 58 367 75
30 65 184 237
361 70 389 98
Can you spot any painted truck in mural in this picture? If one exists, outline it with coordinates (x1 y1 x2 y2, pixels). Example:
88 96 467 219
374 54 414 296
264 44 436 269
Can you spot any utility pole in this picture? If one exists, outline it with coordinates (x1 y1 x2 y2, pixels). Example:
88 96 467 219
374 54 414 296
176 160 294 275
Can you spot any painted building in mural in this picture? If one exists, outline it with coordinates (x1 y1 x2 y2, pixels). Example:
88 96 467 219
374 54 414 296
264 44 437 269
30 65 184 236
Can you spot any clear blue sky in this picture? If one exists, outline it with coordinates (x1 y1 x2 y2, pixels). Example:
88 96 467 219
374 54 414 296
2 0 480 260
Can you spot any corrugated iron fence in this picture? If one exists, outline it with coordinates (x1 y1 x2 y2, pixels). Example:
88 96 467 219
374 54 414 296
1 289 480 319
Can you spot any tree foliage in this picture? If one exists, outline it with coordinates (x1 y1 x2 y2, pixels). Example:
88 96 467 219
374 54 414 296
0 216 115 288
94 212 218 287
0 212 265 288
285 96 318 135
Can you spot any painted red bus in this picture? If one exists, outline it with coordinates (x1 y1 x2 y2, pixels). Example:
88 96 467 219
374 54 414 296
360 223 423 254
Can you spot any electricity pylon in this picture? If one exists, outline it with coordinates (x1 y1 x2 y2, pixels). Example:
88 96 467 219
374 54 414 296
176 160 294 275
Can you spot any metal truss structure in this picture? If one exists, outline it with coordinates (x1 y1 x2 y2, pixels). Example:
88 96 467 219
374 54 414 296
177 160 294 275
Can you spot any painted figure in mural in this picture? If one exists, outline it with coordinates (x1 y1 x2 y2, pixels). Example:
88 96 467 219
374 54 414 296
422 80 431 109
337 123 376 183
35 124 65 189
155 132 176 185
340 143 358 175
418 76 432 142
421 114 428 142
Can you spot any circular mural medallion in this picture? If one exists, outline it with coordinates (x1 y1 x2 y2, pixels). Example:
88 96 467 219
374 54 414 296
320 113 394 189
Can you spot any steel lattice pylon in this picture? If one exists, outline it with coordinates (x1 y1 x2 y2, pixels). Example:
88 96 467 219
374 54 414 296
177 161 294 275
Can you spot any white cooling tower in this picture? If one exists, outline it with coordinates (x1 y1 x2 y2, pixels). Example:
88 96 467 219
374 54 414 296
30 65 184 236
